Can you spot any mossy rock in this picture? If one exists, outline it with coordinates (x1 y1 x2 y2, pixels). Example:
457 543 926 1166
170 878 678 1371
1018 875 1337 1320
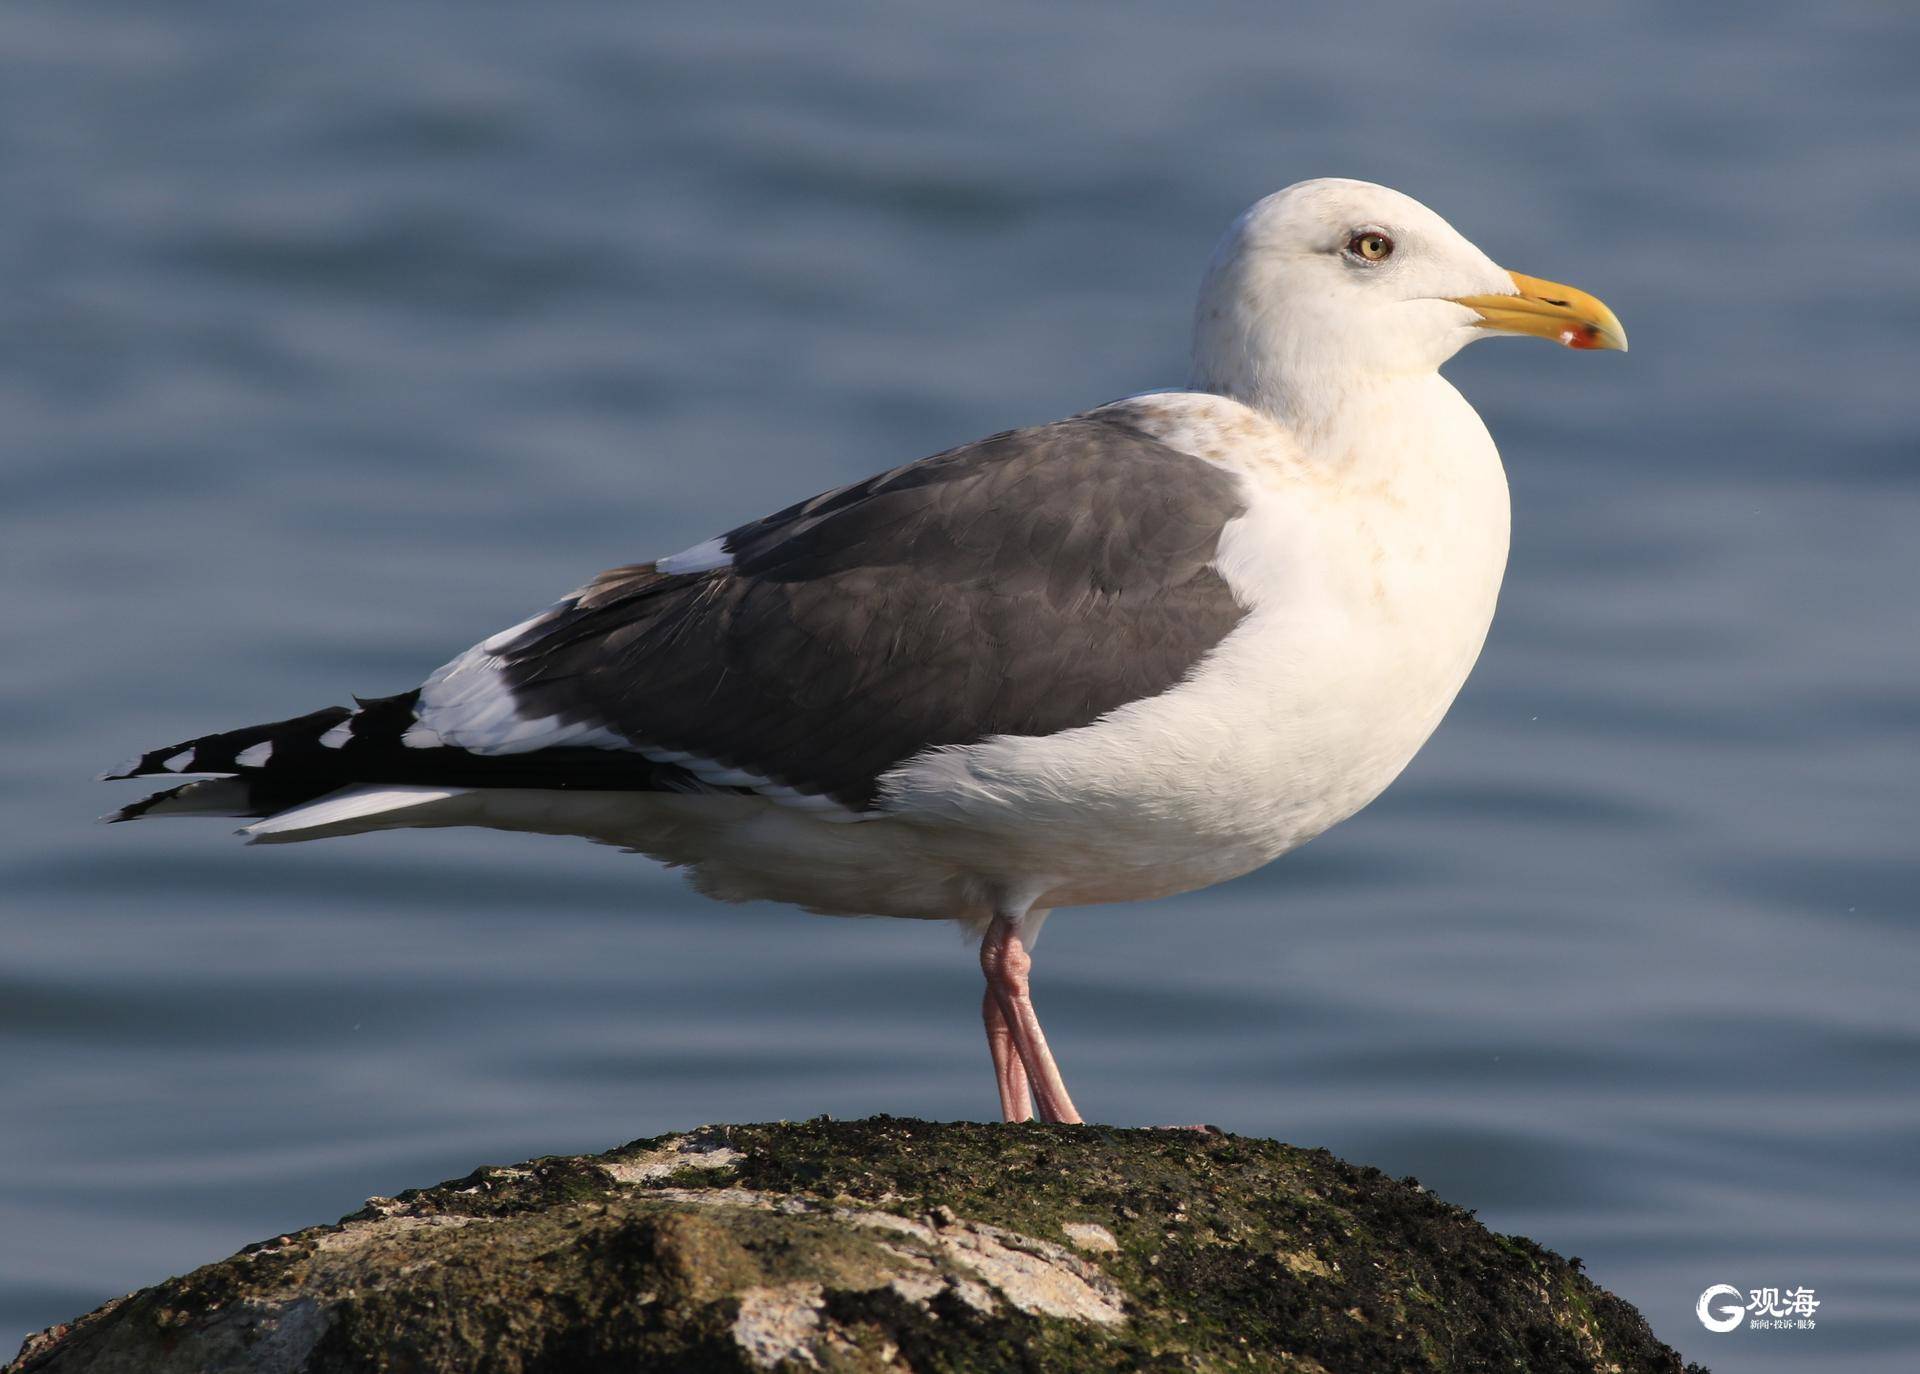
6 1117 1705 1373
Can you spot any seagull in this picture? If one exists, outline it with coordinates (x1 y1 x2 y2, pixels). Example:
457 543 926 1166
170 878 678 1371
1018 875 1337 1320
104 179 1624 1125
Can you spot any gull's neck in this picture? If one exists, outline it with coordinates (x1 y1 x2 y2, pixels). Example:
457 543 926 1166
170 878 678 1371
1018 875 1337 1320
1189 352 1447 469
1188 305 1421 448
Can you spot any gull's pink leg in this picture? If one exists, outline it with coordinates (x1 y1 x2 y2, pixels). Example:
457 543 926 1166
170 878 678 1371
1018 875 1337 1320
980 913 1082 1125
982 989 1032 1122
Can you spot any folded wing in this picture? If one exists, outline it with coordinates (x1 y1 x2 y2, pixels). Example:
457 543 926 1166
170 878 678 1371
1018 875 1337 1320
107 414 1252 828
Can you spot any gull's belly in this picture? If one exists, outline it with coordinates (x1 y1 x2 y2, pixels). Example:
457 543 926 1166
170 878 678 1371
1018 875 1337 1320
908 591 1501 908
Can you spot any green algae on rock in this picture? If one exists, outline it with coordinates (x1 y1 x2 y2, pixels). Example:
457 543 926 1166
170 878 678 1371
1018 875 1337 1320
6 1118 1705 1374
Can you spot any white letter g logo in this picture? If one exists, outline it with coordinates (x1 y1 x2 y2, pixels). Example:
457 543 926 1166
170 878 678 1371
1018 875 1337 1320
1696 1284 1745 1333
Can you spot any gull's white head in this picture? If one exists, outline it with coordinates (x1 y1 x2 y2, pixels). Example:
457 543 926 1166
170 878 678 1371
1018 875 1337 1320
1192 178 1624 420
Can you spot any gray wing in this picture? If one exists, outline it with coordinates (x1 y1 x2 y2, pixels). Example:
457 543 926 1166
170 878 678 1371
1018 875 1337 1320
476 414 1252 809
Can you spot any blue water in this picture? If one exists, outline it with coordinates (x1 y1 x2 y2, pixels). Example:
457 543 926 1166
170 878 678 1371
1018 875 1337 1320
3 4 1917 1369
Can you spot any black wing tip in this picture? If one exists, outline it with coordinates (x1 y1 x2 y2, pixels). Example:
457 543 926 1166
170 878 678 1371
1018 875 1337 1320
101 747 204 781
98 703 365 786
101 789 178 824
100 753 156 781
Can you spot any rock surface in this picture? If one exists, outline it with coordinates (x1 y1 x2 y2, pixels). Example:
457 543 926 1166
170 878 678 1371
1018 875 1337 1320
7 1117 1703 1373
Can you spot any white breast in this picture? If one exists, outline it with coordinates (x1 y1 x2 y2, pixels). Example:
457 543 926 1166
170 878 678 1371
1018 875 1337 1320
879 382 1511 909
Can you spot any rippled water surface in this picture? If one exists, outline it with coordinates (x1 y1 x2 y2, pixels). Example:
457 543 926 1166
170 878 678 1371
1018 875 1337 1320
3 4 1917 1369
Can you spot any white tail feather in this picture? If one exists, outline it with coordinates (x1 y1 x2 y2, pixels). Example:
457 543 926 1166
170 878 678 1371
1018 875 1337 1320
242 784 473 842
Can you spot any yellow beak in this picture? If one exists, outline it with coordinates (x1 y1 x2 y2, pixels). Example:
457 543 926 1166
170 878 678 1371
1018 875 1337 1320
1452 271 1628 352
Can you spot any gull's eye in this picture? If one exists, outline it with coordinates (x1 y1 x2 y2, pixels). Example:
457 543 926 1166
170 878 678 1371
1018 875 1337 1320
1346 231 1394 263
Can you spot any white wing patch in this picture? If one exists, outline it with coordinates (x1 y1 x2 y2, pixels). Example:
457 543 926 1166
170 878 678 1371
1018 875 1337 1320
234 742 273 768
412 637 634 756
